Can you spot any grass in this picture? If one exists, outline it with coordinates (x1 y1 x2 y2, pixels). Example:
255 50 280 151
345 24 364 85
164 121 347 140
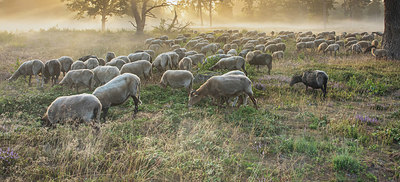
0 29 399 181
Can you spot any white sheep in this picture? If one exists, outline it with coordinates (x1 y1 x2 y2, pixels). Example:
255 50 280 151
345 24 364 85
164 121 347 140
160 70 194 95
120 60 152 80
59 69 94 93
227 49 238 56
42 94 102 126
71 61 87 70
106 52 116 63
85 58 99 69
153 53 172 71
93 73 141 121
324 44 340 57
272 51 284 60
187 54 205 65
58 56 74 77
128 52 152 62
318 42 329 53
178 57 192 71
8 59 45 88
210 56 247 75
92 66 120 86
106 58 126 70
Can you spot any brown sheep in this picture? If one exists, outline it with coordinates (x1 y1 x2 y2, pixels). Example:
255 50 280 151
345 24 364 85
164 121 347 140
43 59 61 86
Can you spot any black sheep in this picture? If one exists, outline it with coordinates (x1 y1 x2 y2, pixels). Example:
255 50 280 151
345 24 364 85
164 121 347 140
290 70 329 97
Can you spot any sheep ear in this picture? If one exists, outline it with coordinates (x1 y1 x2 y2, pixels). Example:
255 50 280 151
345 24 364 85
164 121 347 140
190 90 197 96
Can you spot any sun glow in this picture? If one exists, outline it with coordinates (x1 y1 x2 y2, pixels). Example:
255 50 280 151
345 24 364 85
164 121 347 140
166 0 178 5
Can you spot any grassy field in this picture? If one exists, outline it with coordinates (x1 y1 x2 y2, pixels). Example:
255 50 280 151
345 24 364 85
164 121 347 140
0 29 400 181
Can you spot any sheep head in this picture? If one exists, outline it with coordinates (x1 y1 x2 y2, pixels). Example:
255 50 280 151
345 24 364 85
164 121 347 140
188 90 203 107
290 75 303 86
41 114 51 127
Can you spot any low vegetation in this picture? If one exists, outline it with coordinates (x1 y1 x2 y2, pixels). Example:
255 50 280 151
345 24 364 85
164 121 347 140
0 29 399 181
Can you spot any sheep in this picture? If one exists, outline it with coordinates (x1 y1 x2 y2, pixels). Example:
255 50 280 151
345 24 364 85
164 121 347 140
178 57 192 71
92 66 120 86
371 39 379 47
128 52 152 63
324 44 340 57
58 56 73 77
255 44 265 52
186 40 199 48
365 46 388 60
276 43 286 52
357 41 372 51
265 44 278 53
93 73 141 121
227 49 238 56
290 70 329 97
106 58 126 70
345 40 358 47
188 75 257 109
106 52 116 63
246 51 273 74
85 58 99 69
216 49 224 54
187 54 205 65
41 94 102 127
314 39 326 47
71 61 87 70
201 44 219 55
174 48 187 61
185 51 198 57
318 42 329 53
43 59 61 86
78 55 97 62
222 71 247 106
305 41 316 51
346 43 362 54
145 38 155 45
223 44 232 53
8 59 45 88
296 42 307 52
160 70 194 95
116 56 130 63
243 43 255 50
336 40 345 48
361 34 374 41
153 53 172 71
210 56 247 75
98 58 106 66
272 51 284 60
239 49 252 58
59 69 94 93
166 52 180 69
120 60 152 80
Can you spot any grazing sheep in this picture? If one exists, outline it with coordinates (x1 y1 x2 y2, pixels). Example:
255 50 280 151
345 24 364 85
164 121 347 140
185 51 198 57
227 49 238 56
223 44 231 53
365 46 388 60
188 75 257 109
318 42 329 53
106 58 126 70
216 49 224 54
265 44 278 53
361 34 374 41
255 44 265 52
153 53 172 71
160 70 194 95
78 55 97 62
43 59 61 86
98 58 106 66
314 39 326 47
120 60 152 80
59 69 94 93
166 52 180 69
239 49 252 58
357 41 372 51
187 54 205 65
92 66 120 86
85 58 99 69
116 56 130 63
305 41 316 51
276 43 286 52
41 94 102 127
222 71 248 107
128 52 152 63
345 40 358 47
246 51 273 74
71 61 87 70
324 44 340 57
346 43 362 54
106 52 116 63
8 59 45 88
58 56 73 77
272 51 284 60
201 44 219 55
186 40 199 48
174 48 187 61
290 70 329 97
178 57 192 71
296 42 307 52
93 73 141 121
210 56 247 75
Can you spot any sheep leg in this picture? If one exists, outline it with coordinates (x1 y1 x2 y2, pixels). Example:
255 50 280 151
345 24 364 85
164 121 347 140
101 108 109 122
247 94 258 110
29 75 32 86
132 96 140 114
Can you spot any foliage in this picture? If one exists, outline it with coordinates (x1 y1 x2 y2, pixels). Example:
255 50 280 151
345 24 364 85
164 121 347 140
0 148 19 176
332 154 361 174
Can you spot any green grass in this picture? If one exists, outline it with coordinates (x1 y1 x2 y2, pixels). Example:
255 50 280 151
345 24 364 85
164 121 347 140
0 29 399 181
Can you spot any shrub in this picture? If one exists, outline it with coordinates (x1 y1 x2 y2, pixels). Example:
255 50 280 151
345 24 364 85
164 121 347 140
332 154 361 173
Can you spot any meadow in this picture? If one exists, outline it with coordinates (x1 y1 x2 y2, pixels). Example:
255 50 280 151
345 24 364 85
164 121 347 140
0 29 399 181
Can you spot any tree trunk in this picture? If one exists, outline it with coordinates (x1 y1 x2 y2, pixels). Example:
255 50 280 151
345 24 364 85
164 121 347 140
209 0 212 27
383 0 400 60
199 0 203 26
101 15 106 32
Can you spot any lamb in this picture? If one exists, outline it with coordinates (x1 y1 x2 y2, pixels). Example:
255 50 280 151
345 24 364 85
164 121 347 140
43 59 61 86
186 40 199 48
59 69 94 93
71 61 87 70
153 53 172 71
324 44 340 57
92 66 120 86
187 54 205 65
210 56 247 75
290 70 329 97
188 75 258 109
93 73 141 121
106 52 116 63
128 52 152 62
246 51 273 74
272 51 284 60
178 57 192 71
85 58 99 69
223 44 231 53
120 60 152 80
8 59 45 88
160 70 194 95
365 46 388 60
346 43 362 54
318 42 329 53
58 56 73 77
41 94 102 127
106 58 126 70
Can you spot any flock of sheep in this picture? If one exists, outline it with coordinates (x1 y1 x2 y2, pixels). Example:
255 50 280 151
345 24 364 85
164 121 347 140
7 29 385 127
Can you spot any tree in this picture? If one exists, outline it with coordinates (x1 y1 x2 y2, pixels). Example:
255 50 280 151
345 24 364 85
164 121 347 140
382 0 400 60
62 0 128 31
342 0 370 20
366 0 383 21
128 0 169 34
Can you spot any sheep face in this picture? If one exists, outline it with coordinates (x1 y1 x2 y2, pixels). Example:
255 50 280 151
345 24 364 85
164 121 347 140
290 75 303 86
188 90 204 107
41 114 51 127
